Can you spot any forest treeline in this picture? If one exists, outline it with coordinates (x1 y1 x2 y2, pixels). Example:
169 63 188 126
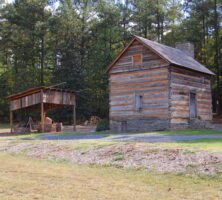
0 0 221 123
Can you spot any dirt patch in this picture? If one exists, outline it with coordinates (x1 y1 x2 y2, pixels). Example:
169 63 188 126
1 141 222 176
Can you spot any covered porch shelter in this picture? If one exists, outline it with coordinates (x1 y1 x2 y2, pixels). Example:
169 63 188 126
7 86 76 133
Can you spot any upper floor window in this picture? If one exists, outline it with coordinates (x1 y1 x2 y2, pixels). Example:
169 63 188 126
133 54 142 66
202 76 206 84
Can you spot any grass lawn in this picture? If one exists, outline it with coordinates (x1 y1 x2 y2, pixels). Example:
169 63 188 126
0 133 45 141
160 138 222 151
1 124 222 151
0 129 220 142
55 137 222 152
0 124 10 134
55 129 222 137
0 124 10 129
0 132 222 152
155 129 222 136
0 153 221 200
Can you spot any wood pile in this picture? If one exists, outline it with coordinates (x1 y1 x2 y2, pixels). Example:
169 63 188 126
38 117 57 132
84 116 101 126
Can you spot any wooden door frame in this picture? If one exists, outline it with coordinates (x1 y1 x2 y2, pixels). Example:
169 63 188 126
121 121 127 132
189 91 197 119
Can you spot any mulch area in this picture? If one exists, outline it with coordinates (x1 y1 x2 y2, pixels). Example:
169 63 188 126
0 140 222 176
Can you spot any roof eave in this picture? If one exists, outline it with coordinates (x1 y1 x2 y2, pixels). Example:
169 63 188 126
6 87 45 100
6 86 75 100
135 35 215 76
106 35 215 76
171 63 215 76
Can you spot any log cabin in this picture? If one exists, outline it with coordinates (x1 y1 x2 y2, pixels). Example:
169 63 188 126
106 35 215 132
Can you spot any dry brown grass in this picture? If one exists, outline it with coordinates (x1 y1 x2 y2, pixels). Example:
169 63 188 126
0 153 222 200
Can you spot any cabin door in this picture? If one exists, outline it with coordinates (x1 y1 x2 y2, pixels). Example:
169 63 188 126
121 121 127 132
190 93 197 118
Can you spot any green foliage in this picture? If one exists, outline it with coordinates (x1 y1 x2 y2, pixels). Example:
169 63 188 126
96 119 109 132
112 155 125 162
0 0 222 123
183 150 196 155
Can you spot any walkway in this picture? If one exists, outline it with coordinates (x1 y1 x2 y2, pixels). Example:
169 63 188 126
39 133 222 142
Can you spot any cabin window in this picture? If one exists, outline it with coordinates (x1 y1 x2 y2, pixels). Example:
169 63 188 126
133 54 142 66
190 92 197 118
135 94 143 112
202 77 205 84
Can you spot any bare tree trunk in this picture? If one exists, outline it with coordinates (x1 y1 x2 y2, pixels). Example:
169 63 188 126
214 0 220 113
80 1 88 68
40 6 45 86
202 15 206 64
156 0 160 42
40 36 44 85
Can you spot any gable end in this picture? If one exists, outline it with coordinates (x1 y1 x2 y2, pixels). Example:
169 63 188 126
106 38 169 74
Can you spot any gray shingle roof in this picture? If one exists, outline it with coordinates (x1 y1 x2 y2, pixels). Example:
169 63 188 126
135 36 215 75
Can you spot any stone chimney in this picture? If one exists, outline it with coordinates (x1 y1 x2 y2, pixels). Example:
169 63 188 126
175 42 194 58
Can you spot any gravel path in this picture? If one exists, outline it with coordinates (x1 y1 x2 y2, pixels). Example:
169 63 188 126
39 134 108 140
38 133 222 142
107 134 222 142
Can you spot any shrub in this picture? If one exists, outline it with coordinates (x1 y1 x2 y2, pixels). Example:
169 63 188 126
112 155 125 162
96 119 109 132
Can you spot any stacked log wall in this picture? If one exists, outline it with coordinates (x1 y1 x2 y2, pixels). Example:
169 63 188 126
10 92 42 111
43 90 75 105
109 40 170 131
169 65 212 129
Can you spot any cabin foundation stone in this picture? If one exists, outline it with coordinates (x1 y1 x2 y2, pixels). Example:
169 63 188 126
170 124 190 130
189 118 214 129
110 118 170 132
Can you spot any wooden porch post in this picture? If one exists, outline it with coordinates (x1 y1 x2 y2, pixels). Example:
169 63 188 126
73 105 76 131
41 89 45 133
41 102 44 132
10 110 13 134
